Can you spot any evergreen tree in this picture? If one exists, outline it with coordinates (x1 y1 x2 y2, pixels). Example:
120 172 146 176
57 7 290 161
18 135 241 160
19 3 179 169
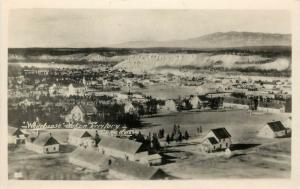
166 134 170 144
184 130 190 140
177 132 183 142
94 130 101 146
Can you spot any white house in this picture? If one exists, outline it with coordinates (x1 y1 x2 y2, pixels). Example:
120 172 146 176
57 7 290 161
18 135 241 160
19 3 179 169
200 128 232 152
25 133 60 154
8 126 26 144
124 102 135 114
68 130 94 147
65 104 98 123
163 99 177 112
257 121 288 139
49 84 57 96
189 96 202 109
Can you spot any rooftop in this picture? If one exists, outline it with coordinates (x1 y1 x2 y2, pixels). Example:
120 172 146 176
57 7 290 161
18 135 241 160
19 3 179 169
211 128 231 139
31 133 60 146
110 158 167 180
267 121 286 132
98 136 145 154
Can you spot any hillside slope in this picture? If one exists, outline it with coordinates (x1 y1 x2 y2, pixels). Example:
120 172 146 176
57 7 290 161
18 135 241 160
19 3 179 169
114 32 291 48
114 53 291 74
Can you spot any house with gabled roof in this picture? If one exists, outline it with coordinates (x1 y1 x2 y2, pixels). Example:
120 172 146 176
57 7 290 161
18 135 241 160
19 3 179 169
200 128 232 152
98 136 148 163
65 104 98 123
68 129 94 147
257 121 288 138
25 132 60 154
8 126 26 144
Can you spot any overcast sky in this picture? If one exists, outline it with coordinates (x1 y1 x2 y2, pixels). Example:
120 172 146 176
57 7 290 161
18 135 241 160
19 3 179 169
8 9 291 48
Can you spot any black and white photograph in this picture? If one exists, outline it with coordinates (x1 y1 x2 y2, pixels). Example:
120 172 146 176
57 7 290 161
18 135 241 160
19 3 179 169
4 5 296 182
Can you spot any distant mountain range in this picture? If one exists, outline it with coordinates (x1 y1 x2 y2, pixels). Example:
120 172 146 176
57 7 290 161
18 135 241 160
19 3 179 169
112 32 291 48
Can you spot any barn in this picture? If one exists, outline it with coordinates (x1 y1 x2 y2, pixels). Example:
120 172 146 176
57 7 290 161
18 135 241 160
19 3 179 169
257 121 288 138
68 130 94 147
25 133 60 154
98 136 148 163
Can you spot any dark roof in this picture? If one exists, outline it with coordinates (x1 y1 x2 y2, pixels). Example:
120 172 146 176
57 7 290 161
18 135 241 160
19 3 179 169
32 133 60 146
211 128 231 139
8 126 24 136
99 136 144 154
70 83 85 88
110 158 167 180
207 137 218 145
267 121 286 132
69 130 92 138
77 104 97 114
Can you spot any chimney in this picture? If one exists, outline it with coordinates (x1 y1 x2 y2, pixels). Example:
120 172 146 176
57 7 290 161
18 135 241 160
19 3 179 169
49 132 52 137
36 129 40 136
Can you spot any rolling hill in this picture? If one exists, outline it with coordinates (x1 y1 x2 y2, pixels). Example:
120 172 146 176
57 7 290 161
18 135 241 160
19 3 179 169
113 32 291 48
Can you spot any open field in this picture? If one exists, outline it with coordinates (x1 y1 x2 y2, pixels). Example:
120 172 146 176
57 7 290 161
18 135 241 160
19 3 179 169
8 110 291 179
140 110 290 142
160 139 290 179
138 110 291 178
